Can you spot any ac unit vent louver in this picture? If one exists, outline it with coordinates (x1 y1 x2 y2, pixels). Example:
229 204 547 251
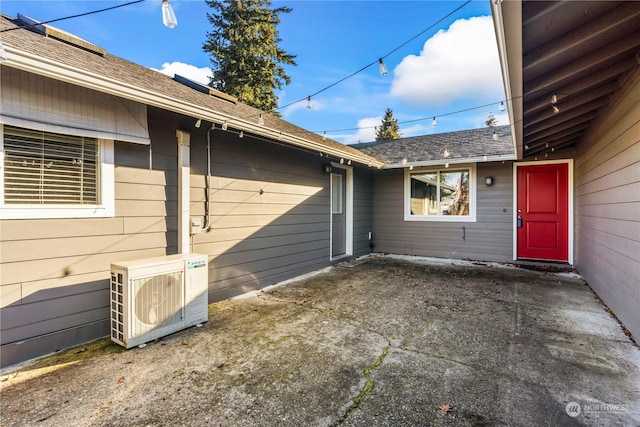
110 254 208 348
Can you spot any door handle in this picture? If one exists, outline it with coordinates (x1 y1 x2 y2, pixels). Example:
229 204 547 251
517 216 523 228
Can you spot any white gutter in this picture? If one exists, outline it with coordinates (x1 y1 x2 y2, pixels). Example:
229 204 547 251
383 153 518 170
2 45 385 169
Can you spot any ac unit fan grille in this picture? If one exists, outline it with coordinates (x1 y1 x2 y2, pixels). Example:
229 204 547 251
132 271 184 337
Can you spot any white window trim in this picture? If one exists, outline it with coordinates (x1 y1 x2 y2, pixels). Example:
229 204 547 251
404 164 477 222
0 124 115 219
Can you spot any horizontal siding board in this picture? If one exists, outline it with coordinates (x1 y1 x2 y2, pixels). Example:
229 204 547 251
1 248 166 285
1 284 22 307
1 320 109 369
123 216 176 234
575 216 640 241
1 289 109 342
576 201 640 221
115 200 176 217
209 248 328 289
576 161 639 197
0 217 124 241
115 166 174 186
577 181 640 206
1 232 169 263
115 182 177 201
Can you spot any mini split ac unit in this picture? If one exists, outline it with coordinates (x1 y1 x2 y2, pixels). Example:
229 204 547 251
110 253 209 349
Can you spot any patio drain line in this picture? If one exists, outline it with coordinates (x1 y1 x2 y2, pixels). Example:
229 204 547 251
338 346 388 425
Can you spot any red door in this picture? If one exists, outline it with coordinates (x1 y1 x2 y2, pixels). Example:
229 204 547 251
517 163 569 261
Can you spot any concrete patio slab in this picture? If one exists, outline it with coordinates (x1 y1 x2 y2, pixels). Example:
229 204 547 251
1 255 638 426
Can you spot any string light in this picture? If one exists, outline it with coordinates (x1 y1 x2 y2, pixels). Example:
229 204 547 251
275 0 472 112
258 114 264 126
221 120 228 130
195 118 202 128
432 117 437 127
378 58 388 76
239 131 244 138
551 93 557 104
492 131 498 140
306 96 312 109
499 101 505 112
552 104 560 114
162 0 178 28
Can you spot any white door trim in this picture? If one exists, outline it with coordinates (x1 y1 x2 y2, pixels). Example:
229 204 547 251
330 162 353 260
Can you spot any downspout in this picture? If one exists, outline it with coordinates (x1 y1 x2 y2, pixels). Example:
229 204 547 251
202 126 212 232
176 129 190 254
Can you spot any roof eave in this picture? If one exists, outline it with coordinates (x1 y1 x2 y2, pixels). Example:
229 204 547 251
382 153 518 169
491 0 523 160
2 45 385 169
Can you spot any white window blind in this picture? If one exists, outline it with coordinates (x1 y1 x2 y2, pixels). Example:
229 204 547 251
3 125 99 204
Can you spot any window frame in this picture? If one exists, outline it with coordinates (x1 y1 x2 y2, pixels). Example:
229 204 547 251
0 124 115 219
404 164 477 222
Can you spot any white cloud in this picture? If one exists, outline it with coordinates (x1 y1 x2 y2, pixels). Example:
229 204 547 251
401 123 429 138
154 62 212 86
343 117 380 145
390 16 503 107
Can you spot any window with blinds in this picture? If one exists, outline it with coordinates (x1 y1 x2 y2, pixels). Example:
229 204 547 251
3 125 99 204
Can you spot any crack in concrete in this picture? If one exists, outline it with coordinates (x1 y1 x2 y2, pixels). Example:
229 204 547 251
337 346 388 425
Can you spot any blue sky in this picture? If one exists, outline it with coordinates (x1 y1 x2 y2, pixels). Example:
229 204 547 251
0 0 508 144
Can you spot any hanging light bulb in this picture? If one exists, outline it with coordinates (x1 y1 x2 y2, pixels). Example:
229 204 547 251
221 120 228 130
347 160 352 166
492 131 498 140
443 149 450 158
322 131 327 140
239 131 244 138
483 155 488 162
378 58 388 76
162 0 178 28
402 158 407 165
551 92 557 104
499 101 505 112
258 114 264 126
552 104 560 114
195 118 202 128
445 162 449 168
432 117 437 127
306 96 312 109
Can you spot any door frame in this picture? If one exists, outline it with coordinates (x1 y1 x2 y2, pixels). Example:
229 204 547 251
330 162 353 260
512 159 574 264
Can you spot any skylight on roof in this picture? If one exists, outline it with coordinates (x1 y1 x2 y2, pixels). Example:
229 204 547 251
17 13 106 56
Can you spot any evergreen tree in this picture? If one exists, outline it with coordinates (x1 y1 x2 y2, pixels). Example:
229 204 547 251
375 108 401 140
485 112 498 127
203 0 296 115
